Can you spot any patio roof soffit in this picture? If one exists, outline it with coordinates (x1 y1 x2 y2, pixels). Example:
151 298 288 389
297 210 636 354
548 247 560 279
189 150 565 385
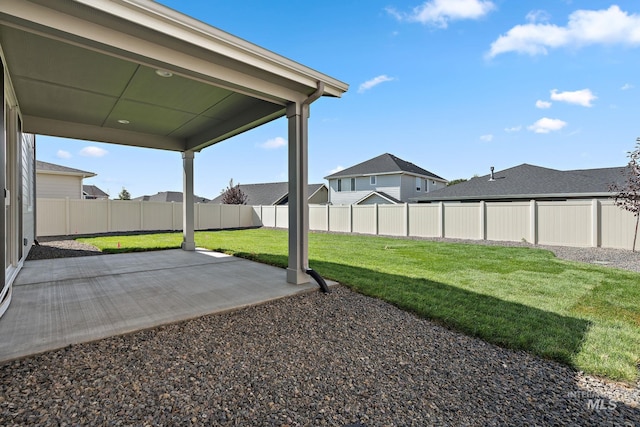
0 0 348 152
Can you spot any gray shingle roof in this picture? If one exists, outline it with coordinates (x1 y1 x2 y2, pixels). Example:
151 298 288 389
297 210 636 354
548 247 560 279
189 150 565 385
324 153 445 180
411 163 628 202
36 160 95 177
209 182 326 205
82 185 109 198
132 191 209 203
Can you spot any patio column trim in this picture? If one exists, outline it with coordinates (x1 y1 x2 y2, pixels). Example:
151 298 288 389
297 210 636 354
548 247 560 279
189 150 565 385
181 150 196 251
286 102 310 284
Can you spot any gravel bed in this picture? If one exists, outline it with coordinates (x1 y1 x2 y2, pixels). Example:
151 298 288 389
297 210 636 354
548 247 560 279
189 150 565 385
5 236 638 425
1 286 638 426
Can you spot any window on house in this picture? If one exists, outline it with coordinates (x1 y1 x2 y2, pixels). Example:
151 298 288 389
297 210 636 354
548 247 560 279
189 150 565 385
350 178 356 191
415 177 421 191
424 179 428 192
337 180 342 192
370 176 376 186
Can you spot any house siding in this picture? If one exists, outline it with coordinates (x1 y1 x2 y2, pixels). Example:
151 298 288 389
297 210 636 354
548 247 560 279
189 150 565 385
328 175 401 205
36 173 83 199
21 133 35 248
308 186 328 204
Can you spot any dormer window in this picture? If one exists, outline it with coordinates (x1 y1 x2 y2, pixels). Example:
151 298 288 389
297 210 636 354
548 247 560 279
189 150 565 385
370 176 376 185
416 177 421 191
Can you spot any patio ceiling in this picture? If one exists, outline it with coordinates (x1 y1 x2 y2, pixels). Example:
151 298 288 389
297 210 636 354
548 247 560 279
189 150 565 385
0 0 347 152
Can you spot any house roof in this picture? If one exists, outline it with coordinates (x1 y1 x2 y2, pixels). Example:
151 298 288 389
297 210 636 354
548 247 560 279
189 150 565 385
132 191 209 203
82 185 109 198
209 182 326 205
410 163 628 202
324 153 446 180
354 191 402 205
36 160 96 178
1 0 348 152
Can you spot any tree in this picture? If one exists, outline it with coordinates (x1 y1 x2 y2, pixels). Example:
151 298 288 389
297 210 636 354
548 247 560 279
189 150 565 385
610 139 640 252
220 179 248 205
117 187 131 200
447 178 468 187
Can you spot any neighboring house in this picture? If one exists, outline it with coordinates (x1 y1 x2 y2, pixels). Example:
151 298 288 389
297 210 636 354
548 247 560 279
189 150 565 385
324 153 447 205
410 163 628 203
133 191 209 203
83 185 109 200
36 160 96 200
209 182 328 205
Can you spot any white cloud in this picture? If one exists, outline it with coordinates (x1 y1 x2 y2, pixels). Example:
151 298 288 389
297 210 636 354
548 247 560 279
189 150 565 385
527 117 567 133
487 5 640 58
328 165 345 175
621 83 634 90
550 88 597 107
504 126 522 132
56 150 72 159
79 146 108 157
526 10 551 24
358 75 395 93
258 136 286 149
536 100 552 109
480 134 494 142
387 0 495 28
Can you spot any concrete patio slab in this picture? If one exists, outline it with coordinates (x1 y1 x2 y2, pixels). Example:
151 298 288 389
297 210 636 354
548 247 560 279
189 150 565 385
0 249 326 363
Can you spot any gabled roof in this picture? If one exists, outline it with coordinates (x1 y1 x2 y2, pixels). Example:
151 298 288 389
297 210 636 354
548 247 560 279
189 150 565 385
133 191 209 203
324 153 445 180
411 163 628 202
209 182 326 205
354 191 402 205
82 185 109 198
36 160 96 178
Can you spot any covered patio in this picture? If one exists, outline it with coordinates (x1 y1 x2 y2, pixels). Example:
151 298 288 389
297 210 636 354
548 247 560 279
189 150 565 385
0 248 331 362
0 0 347 320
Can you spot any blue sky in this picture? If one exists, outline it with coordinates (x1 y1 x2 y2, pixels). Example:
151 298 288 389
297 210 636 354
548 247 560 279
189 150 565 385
36 0 640 199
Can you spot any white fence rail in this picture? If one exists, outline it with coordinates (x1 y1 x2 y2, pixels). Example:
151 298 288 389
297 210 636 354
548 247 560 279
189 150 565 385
38 198 637 250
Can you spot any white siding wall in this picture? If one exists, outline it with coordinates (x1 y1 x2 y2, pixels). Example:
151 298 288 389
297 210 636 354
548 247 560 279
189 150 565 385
21 133 35 248
328 175 401 205
36 173 83 199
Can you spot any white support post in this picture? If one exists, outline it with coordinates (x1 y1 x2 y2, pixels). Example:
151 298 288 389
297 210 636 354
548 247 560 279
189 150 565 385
374 203 379 235
530 200 537 245
479 201 486 240
591 199 600 248
140 200 144 231
286 102 310 284
404 203 409 237
107 199 112 232
326 204 330 232
181 151 196 251
438 202 445 238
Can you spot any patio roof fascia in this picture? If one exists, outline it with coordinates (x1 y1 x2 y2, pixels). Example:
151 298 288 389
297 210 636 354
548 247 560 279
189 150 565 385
1 0 348 152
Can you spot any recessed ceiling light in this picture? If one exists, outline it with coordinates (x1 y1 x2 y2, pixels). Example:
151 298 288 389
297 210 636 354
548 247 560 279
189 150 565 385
155 69 173 78
117 119 130 124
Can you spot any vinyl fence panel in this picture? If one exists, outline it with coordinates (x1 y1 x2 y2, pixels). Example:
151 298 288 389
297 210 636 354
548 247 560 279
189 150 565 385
444 202 481 240
408 204 440 238
485 202 530 242
352 205 376 235
537 200 592 247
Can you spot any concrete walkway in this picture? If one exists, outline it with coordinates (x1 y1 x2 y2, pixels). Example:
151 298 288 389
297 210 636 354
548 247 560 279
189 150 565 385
0 249 322 363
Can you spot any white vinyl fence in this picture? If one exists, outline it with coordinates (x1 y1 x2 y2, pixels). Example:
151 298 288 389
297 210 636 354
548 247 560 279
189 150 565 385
38 198 637 250
257 200 638 251
37 198 259 237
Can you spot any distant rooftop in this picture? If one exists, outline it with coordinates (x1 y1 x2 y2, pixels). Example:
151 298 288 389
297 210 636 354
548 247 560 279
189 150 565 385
324 153 446 181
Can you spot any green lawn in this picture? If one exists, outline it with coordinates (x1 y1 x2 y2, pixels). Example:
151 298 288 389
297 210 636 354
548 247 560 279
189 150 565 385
79 228 640 383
